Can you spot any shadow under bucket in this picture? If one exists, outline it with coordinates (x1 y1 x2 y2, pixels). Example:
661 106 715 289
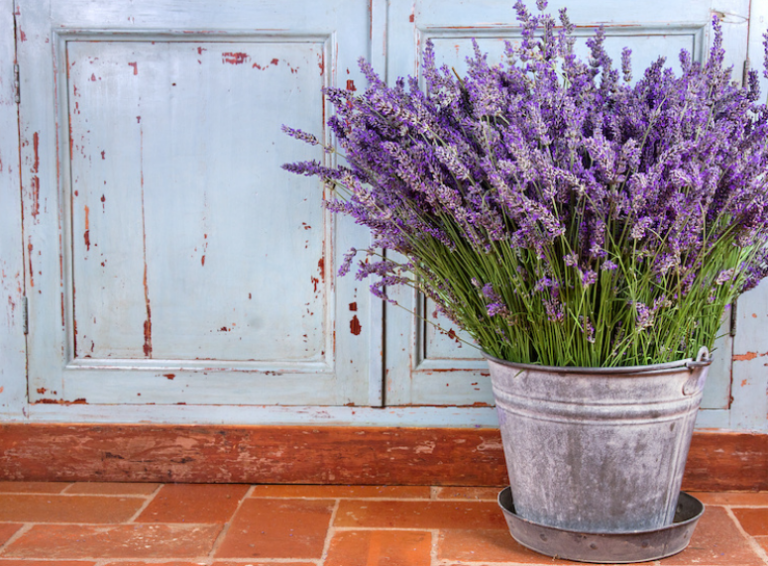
486 347 710 542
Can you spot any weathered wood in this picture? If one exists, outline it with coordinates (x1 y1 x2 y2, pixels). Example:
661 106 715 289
683 431 768 491
0 424 764 490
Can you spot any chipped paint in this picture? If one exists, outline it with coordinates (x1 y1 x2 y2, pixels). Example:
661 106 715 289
83 205 90 251
734 352 759 361
222 52 249 65
346 79 357 91
140 125 152 358
349 302 357 311
128 62 138 75
350 315 362 335
30 132 40 220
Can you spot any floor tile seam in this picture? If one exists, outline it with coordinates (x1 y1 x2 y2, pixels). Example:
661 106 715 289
429 528 439 566
317 499 340 566
0 520 227 526
126 483 164 523
206 484 256 561
247 496 480 501
0 493 149 499
0 554 217 562
330 526 455 532
0 523 34 556
723 506 768 565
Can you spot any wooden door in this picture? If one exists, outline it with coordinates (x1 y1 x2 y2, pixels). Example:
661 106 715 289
383 0 748 412
18 0 381 406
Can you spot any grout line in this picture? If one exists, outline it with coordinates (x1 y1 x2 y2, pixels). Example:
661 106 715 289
0 522 34 554
125 486 159 524
246 496 497 502
0 491 150 498
430 528 439 566
317 499 341 566
205 484 257 563
724 506 768 565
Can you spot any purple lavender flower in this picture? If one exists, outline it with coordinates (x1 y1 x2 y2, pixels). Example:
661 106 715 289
282 3 768 367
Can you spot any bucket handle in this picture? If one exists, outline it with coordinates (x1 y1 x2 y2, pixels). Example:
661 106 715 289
685 346 711 369
683 347 710 396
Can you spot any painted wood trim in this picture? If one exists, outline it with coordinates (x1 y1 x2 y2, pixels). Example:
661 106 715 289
0 0 27 421
0 424 765 490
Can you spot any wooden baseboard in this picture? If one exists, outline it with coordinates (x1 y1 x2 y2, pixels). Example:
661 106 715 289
0 424 765 490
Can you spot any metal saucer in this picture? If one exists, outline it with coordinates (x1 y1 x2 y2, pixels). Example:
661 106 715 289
497 487 704 564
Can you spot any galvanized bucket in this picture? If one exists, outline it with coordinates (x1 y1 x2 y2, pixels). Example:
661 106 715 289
486 348 710 534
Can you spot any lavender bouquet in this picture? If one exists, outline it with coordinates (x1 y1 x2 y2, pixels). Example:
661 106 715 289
284 1 768 368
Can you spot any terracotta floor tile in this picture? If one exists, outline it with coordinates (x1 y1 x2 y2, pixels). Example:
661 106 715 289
439 528 582 564
434 486 502 500
0 482 70 494
0 524 23 546
3 524 222 559
213 563 316 566
756 536 768 554
0 562 97 566
65 482 160 495
660 506 764 565
689 492 768 506
102 563 209 566
0 494 144 523
335 499 507 529
732 507 768 536
135 484 249 524
325 530 432 566
215 498 334 559
250 485 430 499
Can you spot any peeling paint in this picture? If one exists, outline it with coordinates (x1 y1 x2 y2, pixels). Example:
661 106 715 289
83 205 90 251
128 62 138 75
350 315 362 335
30 132 40 220
346 79 357 91
140 125 152 358
349 302 358 312
734 352 759 361
27 242 34 288
223 52 249 65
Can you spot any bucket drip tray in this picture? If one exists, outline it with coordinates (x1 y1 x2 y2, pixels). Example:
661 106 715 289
497 487 704 564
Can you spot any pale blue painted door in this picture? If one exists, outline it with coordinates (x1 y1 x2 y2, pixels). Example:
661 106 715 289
383 0 749 416
13 0 764 428
18 0 380 406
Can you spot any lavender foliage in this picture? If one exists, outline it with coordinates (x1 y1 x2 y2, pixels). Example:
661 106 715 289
283 3 768 367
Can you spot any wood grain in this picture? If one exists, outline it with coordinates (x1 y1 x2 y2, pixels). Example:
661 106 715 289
0 424 765 490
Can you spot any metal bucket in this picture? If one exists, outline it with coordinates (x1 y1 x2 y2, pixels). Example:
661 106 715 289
486 348 710 534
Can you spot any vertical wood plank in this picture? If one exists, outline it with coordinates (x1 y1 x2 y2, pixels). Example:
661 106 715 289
0 0 27 420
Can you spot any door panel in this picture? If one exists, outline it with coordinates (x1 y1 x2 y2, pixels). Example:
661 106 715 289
20 0 377 406
385 0 746 407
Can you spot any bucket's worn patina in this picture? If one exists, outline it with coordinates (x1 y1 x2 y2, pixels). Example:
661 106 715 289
486 348 710 534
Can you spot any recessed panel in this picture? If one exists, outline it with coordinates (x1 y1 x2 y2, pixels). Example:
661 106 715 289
425 28 701 81
68 39 329 362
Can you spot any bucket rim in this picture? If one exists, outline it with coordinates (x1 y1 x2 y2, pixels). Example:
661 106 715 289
482 348 711 375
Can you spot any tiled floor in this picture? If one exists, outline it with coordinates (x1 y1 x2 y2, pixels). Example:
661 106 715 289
0 482 766 565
